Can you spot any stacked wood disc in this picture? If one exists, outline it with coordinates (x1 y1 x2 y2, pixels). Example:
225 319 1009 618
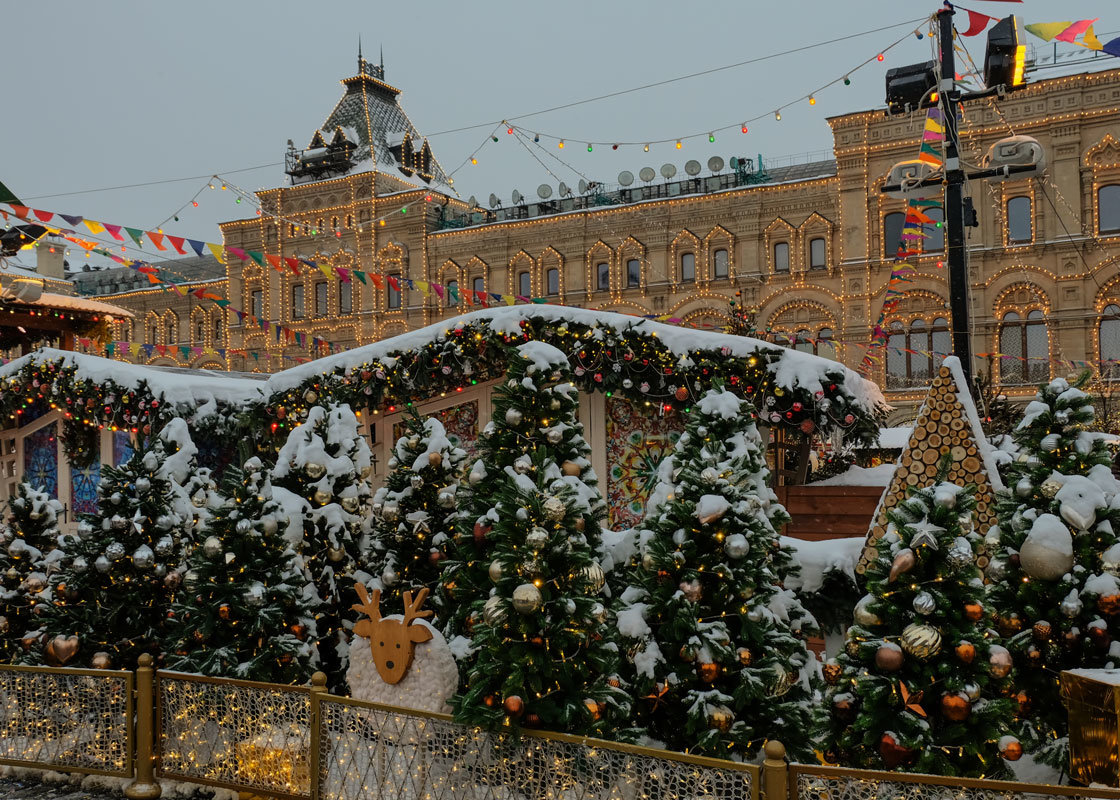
858 362 999 574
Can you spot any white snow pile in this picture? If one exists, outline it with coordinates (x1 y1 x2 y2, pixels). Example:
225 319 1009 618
780 537 864 594
1054 475 1106 530
810 463 896 487
694 494 731 523
515 340 570 373
695 389 743 420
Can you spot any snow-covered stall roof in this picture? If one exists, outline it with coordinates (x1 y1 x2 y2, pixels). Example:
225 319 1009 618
265 305 887 443
0 348 265 408
21 292 135 319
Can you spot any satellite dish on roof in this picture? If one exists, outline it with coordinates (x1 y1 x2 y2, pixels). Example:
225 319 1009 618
558 182 572 197
512 189 524 205
488 193 501 209
617 170 634 187
730 157 739 169
467 195 478 208
660 163 677 179
708 156 725 173
684 159 702 176
639 167 656 183
578 179 589 194
537 184 553 199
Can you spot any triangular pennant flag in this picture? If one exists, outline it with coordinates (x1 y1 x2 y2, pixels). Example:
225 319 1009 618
155 345 167 356
126 227 145 246
284 257 301 274
337 267 350 283
103 224 125 241
227 246 248 262
1079 25 1103 51
214 299 230 308
371 274 384 289
147 231 168 251
961 9 995 36
188 239 206 257
353 270 367 285
387 276 400 291
166 235 188 255
32 209 54 224
59 214 84 227
8 205 29 219
1026 21 1073 42
859 357 1003 575
415 280 429 294
1105 36 1120 58
179 346 191 359
248 251 265 266
432 283 444 300
1055 19 1097 44
84 219 106 235
266 254 283 271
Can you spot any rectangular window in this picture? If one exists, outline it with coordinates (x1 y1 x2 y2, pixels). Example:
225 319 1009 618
712 249 729 279
315 282 328 316
924 208 945 253
883 212 905 257
546 268 559 296
473 276 484 296
447 279 458 307
213 316 223 343
1008 196 1032 243
388 274 401 309
627 258 641 288
809 238 826 269
339 280 352 314
292 284 305 319
519 271 531 298
680 252 695 283
773 242 790 272
597 262 610 291
250 289 263 319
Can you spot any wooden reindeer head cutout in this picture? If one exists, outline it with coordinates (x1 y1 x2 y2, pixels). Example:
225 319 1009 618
352 583 434 685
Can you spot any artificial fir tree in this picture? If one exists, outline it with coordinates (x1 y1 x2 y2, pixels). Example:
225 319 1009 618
40 432 196 669
986 375 1120 768
271 403 372 690
367 408 466 615
822 481 1017 777
616 387 818 759
0 483 65 663
448 342 628 735
164 458 318 683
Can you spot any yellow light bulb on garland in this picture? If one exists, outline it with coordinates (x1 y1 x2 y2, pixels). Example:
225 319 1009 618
675 140 683 149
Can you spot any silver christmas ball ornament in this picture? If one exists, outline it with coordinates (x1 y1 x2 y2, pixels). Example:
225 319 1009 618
483 595 506 626
543 496 566 521
437 491 456 509
505 408 523 426
512 583 543 614
94 555 112 573
700 467 719 485
912 591 936 615
132 545 155 570
135 477 151 494
381 568 399 587
488 560 503 583
723 534 749 559
182 569 199 591
154 536 174 557
105 541 126 560
202 536 222 558
526 527 549 551
71 556 88 574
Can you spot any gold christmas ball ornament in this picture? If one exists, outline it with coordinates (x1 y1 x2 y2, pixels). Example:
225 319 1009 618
526 527 549 551
845 639 863 658
737 647 753 667
998 615 1023 636
543 496 567 521
584 698 602 721
875 644 905 672
1033 621 1053 641
313 489 332 506
512 583 543 614
822 661 842 684
202 536 222 558
340 495 360 513
218 604 231 620
0 617 8 634
427 451 443 468
769 666 796 697
940 692 971 722
708 705 734 732
483 596 507 627
679 644 697 662
888 548 916 583
1040 478 1062 498
853 594 882 627
561 460 581 477
1102 544 1120 576
327 546 346 562
697 661 719 683
900 623 941 660
989 646 1013 678
304 462 326 480
581 562 606 593
303 388 318 404
90 652 112 670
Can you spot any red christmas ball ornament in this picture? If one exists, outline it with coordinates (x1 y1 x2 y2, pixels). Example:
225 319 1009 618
503 695 524 717
674 386 689 402
878 733 916 769
428 550 445 566
799 419 815 434
473 521 491 544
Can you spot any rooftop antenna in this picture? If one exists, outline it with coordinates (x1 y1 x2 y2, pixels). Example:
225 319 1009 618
358 35 362 67
380 43 384 73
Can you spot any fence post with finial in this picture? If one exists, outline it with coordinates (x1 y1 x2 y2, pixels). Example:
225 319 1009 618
308 671 328 800
124 653 161 799
762 740 789 800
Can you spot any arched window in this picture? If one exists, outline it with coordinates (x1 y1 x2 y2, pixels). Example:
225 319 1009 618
518 271 531 298
794 329 814 354
818 328 836 360
250 289 263 319
148 323 158 344
387 274 401 309
1100 185 1120 235
213 316 222 344
809 238 826 270
931 317 951 363
339 279 352 314
596 262 610 291
712 249 729 279
446 279 458 307
196 320 204 342
546 268 559 296
288 223 296 237
292 284 305 319
908 320 930 384
473 276 484 297
886 321 906 388
886 318 948 388
1101 304 1120 379
331 216 339 231
773 242 790 273
626 258 641 288
1007 196 1032 243
345 214 353 229
680 252 695 283
883 212 906 257
166 319 176 345
925 207 945 253
1000 310 1048 384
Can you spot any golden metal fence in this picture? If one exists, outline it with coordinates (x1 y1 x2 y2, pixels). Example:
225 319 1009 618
0 663 133 777
788 763 1120 800
316 694 760 800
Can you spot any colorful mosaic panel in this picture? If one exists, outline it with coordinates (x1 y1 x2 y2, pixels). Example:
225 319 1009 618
392 400 480 467
605 396 683 529
71 459 100 515
23 423 58 499
112 431 134 467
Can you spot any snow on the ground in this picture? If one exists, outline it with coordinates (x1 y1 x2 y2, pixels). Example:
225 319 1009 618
855 427 913 450
780 536 863 594
810 464 896 487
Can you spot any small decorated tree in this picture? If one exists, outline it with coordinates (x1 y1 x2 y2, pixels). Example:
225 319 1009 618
987 375 1120 768
163 458 317 683
448 342 628 735
41 432 195 669
271 403 372 689
616 387 818 759
822 480 1017 777
0 483 65 663
367 409 466 615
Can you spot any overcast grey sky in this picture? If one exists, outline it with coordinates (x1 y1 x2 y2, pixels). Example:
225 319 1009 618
3 0 1117 267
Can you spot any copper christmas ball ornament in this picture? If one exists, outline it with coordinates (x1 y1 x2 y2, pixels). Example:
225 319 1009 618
833 696 858 723
822 661 842 685
313 489 332 506
574 516 586 532
697 662 719 683
473 521 491 544
607 676 622 688
679 644 697 662
1090 625 1112 650
878 733 916 769
427 451 443 468
888 548 916 583
1015 690 1031 715
708 706 734 732
428 550 445 566
1062 630 1081 649
875 644 905 672
998 616 1023 636
1099 594 1120 616
675 386 689 402
561 460 581 477
679 579 702 604
901 623 941 660
20 635 37 652
503 696 524 717
737 647 753 667
1001 738 1024 761
291 624 308 640
483 694 497 708
90 652 112 670
940 693 971 722
218 604 231 620
584 698 602 721
989 647 1013 678
529 635 544 647
1027 645 1043 665
957 641 977 663
1032 621 1052 641
963 602 984 622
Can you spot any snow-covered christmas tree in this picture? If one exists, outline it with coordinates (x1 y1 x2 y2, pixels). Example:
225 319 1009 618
448 342 628 735
822 480 1018 777
367 408 465 616
987 374 1120 768
163 457 318 683
0 483 65 663
271 403 372 690
616 387 818 759
40 428 197 669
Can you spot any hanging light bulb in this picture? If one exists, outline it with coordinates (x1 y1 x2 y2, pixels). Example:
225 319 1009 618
708 132 715 142
587 143 593 152
558 140 564 149
843 75 851 85
877 53 885 62
471 157 478 165
808 95 816 106
741 124 748 134
675 140 683 149
643 143 650 152
533 133 540 143
192 201 199 207
507 125 514 135
775 110 782 121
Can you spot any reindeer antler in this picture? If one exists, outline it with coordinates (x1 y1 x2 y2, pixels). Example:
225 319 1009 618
352 582 382 622
401 588 434 625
